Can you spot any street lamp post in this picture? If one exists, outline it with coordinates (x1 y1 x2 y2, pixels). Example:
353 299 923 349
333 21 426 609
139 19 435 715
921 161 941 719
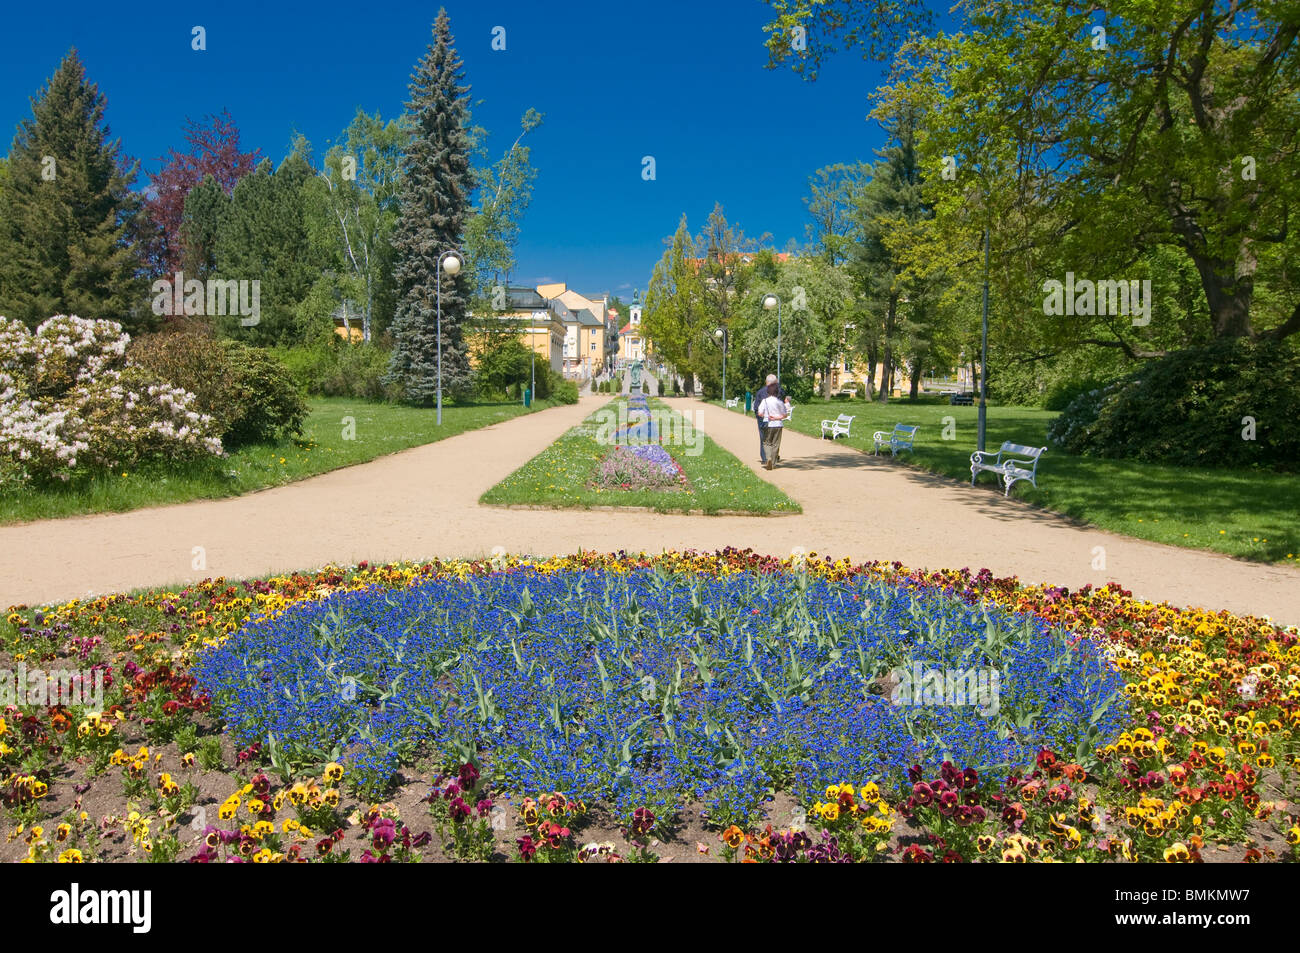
435 249 463 426
713 327 728 404
761 293 782 383
978 229 989 453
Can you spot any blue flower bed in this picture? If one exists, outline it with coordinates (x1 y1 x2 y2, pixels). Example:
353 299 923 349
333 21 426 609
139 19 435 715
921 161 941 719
195 568 1127 819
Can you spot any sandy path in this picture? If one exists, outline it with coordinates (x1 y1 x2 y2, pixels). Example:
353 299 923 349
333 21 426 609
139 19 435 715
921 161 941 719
3 395 1298 624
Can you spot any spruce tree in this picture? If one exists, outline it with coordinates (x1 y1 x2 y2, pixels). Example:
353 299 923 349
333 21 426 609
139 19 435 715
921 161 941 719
0 49 144 330
387 9 475 404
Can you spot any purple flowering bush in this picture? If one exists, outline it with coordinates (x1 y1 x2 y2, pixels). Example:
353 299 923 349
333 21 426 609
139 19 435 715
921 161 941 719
591 444 688 491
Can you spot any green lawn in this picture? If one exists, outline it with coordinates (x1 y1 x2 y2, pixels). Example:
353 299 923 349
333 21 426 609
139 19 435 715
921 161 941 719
0 396 562 525
721 396 1299 564
481 397 799 514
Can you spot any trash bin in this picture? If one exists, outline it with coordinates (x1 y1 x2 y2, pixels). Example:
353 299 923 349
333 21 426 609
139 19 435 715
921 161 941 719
524 387 532 407
744 390 753 413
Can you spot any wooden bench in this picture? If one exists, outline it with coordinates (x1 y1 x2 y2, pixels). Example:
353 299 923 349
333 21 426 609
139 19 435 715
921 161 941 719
949 392 974 406
970 442 1046 496
873 423 918 456
820 413 855 440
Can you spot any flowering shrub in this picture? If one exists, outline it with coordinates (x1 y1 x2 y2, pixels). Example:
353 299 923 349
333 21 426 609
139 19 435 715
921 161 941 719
0 315 223 486
130 332 306 448
590 444 688 491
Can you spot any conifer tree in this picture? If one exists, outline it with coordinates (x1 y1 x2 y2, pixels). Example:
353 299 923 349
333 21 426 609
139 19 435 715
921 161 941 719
213 155 320 343
179 174 229 280
0 49 144 329
387 9 475 404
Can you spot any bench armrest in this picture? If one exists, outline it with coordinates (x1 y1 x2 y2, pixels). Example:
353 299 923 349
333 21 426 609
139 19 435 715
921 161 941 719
970 450 999 465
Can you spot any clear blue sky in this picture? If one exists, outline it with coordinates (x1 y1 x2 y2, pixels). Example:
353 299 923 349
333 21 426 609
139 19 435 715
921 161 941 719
0 1 934 301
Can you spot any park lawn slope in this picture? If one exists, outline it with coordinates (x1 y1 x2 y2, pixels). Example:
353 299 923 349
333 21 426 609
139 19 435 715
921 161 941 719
0 396 563 525
728 397 1300 564
482 398 799 514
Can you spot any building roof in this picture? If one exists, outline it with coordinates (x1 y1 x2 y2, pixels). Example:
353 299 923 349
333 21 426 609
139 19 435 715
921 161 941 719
505 287 548 309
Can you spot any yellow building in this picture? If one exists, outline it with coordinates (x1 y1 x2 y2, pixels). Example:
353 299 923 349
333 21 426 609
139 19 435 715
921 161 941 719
471 287 566 373
540 284 611 379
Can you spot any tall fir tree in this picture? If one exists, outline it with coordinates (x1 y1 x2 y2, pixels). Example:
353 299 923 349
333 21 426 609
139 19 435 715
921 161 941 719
0 49 144 330
852 107 931 403
387 9 475 404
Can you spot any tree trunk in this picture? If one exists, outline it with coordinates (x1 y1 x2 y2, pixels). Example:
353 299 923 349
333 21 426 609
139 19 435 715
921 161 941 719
865 342 878 401
822 359 833 398
1191 252 1254 338
909 361 922 400
878 294 897 404
1170 199 1257 339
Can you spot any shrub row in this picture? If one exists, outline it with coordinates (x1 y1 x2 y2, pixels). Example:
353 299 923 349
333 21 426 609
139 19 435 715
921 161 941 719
1047 339 1300 470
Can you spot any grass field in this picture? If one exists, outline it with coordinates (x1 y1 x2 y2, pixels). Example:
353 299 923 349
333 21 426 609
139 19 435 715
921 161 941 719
0 396 561 525
482 397 799 514
721 396 1299 563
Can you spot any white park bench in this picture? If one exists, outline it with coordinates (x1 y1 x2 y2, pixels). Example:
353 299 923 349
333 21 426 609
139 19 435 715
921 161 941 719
970 442 1046 496
820 413 855 440
873 423 918 456
726 397 739 408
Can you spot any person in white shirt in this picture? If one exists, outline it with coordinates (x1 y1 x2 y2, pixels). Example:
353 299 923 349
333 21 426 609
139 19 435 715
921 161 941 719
757 386 789 470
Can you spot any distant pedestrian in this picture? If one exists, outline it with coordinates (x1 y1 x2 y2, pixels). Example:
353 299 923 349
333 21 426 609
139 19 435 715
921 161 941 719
754 374 787 464
757 385 789 470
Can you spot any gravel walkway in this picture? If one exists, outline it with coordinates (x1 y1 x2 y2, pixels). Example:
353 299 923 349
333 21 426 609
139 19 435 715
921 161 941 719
3 394 1297 623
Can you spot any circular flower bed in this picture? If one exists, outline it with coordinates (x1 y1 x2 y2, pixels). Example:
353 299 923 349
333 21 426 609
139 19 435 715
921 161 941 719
2 551 1297 863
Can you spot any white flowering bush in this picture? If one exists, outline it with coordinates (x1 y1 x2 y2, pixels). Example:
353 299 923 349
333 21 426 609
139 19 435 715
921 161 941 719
0 315 224 487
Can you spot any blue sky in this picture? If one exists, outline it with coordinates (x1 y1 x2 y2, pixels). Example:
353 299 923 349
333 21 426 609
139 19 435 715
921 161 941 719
0 1 924 300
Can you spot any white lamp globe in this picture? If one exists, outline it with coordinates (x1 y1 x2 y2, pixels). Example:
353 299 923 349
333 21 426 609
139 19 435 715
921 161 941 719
443 253 462 275
762 294 778 311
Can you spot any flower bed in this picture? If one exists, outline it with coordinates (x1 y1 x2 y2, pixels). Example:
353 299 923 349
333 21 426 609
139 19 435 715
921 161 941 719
2 551 1297 863
590 444 689 491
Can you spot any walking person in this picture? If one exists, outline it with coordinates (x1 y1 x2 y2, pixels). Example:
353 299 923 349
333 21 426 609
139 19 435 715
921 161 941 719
757 384 789 470
753 374 786 464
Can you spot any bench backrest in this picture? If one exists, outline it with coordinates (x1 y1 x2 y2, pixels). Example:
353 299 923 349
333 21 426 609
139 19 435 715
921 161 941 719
894 424 919 437
836 414 855 425
1000 441 1043 459
997 443 1045 474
